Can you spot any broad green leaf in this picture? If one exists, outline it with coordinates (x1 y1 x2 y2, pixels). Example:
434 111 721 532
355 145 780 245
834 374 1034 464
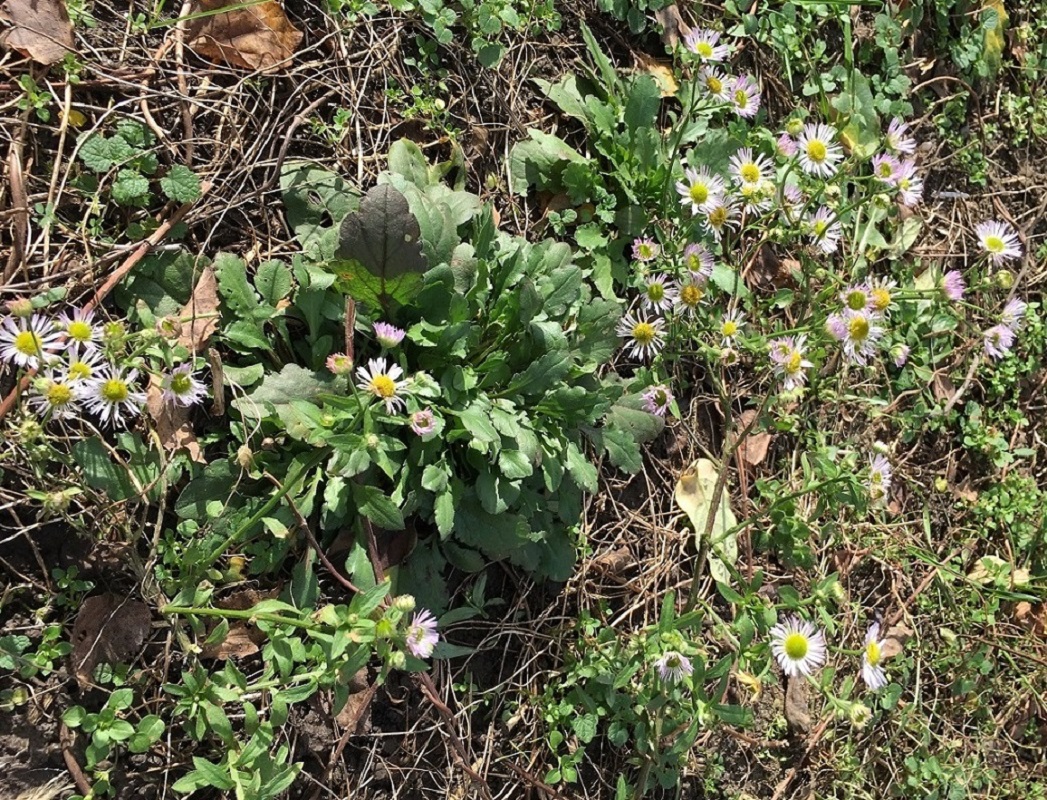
255 259 293 305
72 435 163 504
280 162 360 255
111 169 150 206
675 459 738 584
160 165 202 203
213 253 261 316
351 484 406 530
624 74 661 134
230 364 336 421
508 130 587 194
387 138 432 187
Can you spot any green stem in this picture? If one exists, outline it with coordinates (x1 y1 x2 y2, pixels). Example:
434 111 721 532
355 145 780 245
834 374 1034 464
160 605 323 632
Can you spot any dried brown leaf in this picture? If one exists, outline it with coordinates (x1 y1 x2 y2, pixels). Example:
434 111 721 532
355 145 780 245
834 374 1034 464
0 0 75 65
71 594 151 685
200 588 277 659
177 265 220 353
635 53 678 97
733 409 773 466
335 668 373 733
784 676 811 731
653 4 688 48
879 622 912 660
145 374 205 463
186 0 303 72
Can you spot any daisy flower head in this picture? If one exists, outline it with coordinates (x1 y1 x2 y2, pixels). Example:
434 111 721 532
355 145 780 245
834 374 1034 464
885 117 917 155
718 309 745 346
779 184 804 218
974 220 1022 264
616 311 666 361
891 343 910 368
806 206 842 254
28 373 82 420
868 453 892 504
83 367 146 427
769 615 827 677
684 28 729 61
868 277 897 316
405 609 439 659
1001 298 1028 332
356 357 409 413
374 321 406 349
161 364 208 408
682 243 715 282
871 153 902 185
676 166 725 215
841 283 874 313
642 274 678 313
326 353 354 375
777 132 798 159
409 407 436 435
654 651 693 683
56 307 102 351
940 270 966 302
837 309 885 365
703 196 739 241
862 623 889 690
796 123 843 178
769 335 814 391
983 323 1016 360
698 66 731 101
895 159 923 206
729 74 761 119
642 384 674 417
729 148 774 187
633 236 661 263
739 180 775 214
0 314 61 369
64 345 105 383
675 273 708 316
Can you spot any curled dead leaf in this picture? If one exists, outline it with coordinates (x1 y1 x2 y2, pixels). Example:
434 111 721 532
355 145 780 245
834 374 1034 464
784 675 811 731
732 409 773 467
71 594 151 685
186 0 303 72
879 622 911 660
635 54 678 97
653 4 688 48
0 0 75 65
145 374 206 463
200 588 278 660
177 265 220 353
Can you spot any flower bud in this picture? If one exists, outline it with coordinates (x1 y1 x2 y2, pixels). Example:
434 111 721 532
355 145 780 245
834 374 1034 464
890 343 910 368
785 118 804 137
5 298 34 318
848 702 873 728
376 619 395 639
103 321 128 347
236 445 254 469
995 270 1015 290
388 651 407 670
394 594 416 613
326 353 353 375
157 316 183 339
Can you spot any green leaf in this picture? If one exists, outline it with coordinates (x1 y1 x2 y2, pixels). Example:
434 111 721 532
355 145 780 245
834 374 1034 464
280 162 360 255
172 757 235 792
434 486 456 536
572 712 598 744
579 21 620 94
352 484 405 530
508 130 587 194
79 134 114 172
498 450 533 480
111 169 150 206
128 715 165 753
160 164 202 203
624 74 661 133
335 183 428 308
538 262 582 317
255 259 293 305
214 252 261 316
230 364 336 421
387 138 432 187
72 435 163 504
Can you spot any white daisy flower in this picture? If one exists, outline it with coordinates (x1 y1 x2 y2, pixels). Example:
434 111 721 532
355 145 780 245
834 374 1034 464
681 243 715 282
769 615 827 677
1001 298 1027 333
885 118 917 155
827 309 884 365
616 311 665 361
57 306 102 351
675 166 726 215
642 384 674 417
718 309 745 346
894 159 922 206
983 324 1016 360
28 373 82 420
684 28 729 61
654 651 694 683
703 197 739 241
83 367 146 427
738 179 775 214
862 623 889 690
974 220 1022 264
728 74 761 119
796 123 843 178
0 314 61 369
806 206 841 254
161 364 208 407
675 273 708 317
871 153 902 185
356 357 409 413
64 345 106 383
840 283 874 313
868 454 892 503
868 277 897 316
769 335 813 391
698 67 731 101
729 148 774 187
642 275 678 313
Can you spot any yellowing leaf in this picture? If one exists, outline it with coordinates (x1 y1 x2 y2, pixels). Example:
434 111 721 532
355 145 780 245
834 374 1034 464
674 459 738 584
636 54 678 98
981 0 1008 76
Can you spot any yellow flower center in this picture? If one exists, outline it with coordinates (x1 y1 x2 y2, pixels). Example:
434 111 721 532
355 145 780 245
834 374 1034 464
67 320 93 342
638 244 656 259
848 315 870 341
370 375 396 399
871 288 891 311
877 162 894 178
647 283 665 302
171 373 192 394
740 163 760 183
733 88 748 108
783 632 808 660
786 351 802 374
709 207 727 227
898 178 911 191
846 290 867 311
866 640 882 667
680 285 703 306
632 322 656 344
706 75 722 94
689 183 709 205
696 42 713 58
68 361 92 380
984 235 1005 253
806 139 827 163
46 383 73 406
722 321 738 337
813 220 828 236
101 378 129 403
14 330 43 357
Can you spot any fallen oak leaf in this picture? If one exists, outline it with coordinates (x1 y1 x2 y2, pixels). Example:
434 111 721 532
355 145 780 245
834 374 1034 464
732 409 773 467
0 0 75 65
185 0 303 73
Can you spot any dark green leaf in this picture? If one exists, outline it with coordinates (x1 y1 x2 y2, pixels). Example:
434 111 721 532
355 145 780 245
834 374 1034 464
352 484 405 530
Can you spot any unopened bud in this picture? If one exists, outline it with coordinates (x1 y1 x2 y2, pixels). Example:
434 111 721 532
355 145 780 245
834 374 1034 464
376 619 395 639
785 118 804 137
5 298 34 318
157 316 183 339
236 445 254 469
394 595 416 613
995 270 1014 290
388 651 407 670
848 702 873 728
